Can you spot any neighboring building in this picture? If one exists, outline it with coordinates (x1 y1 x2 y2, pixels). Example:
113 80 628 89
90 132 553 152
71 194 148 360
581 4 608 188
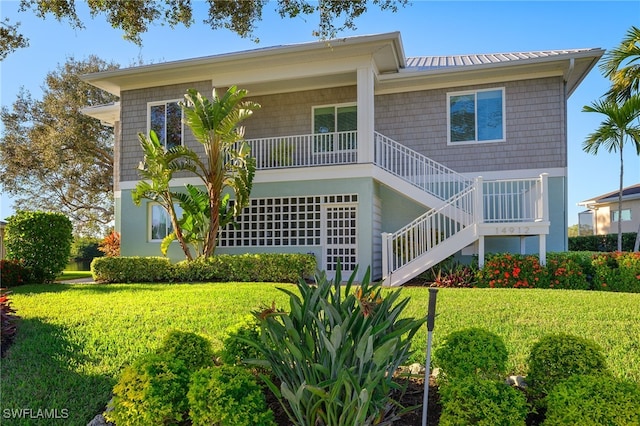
578 184 640 236
0 220 5 259
81 32 603 285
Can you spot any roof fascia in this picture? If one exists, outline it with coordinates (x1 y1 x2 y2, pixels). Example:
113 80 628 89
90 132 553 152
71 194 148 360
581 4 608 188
81 32 404 96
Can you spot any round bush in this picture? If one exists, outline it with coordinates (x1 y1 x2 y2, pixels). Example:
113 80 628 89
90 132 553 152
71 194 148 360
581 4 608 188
158 330 215 371
526 333 608 401
106 352 190 426
5 211 73 283
434 328 508 381
220 316 263 366
187 365 276 426
543 374 640 425
439 377 528 426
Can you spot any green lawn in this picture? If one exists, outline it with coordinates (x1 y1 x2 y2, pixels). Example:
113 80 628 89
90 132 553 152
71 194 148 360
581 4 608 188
1 282 639 425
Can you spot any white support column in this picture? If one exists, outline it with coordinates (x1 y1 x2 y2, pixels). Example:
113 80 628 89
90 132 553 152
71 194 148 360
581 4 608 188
539 173 549 266
474 176 484 225
381 232 391 283
539 235 547 266
478 236 485 268
357 65 375 164
520 236 526 255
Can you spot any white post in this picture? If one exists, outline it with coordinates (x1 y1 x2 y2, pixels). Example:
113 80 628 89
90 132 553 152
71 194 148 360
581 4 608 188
478 236 485 269
539 173 549 266
474 176 484 225
381 232 391 284
357 65 375 164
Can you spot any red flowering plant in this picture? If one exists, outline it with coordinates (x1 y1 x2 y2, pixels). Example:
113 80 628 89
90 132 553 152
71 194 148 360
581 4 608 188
593 252 640 293
477 253 547 289
544 254 589 290
0 259 30 287
1 288 19 357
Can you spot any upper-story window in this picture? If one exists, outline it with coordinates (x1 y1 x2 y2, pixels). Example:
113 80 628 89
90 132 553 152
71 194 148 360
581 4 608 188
447 88 505 144
148 100 183 150
313 104 357 151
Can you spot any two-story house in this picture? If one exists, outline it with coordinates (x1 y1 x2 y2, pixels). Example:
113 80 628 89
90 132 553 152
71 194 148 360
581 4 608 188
81 32 602 285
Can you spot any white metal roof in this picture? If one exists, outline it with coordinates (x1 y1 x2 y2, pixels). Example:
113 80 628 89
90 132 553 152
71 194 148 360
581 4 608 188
406 48 602 70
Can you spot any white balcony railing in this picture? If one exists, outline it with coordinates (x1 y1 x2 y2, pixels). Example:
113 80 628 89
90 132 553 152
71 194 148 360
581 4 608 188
245 131 357 169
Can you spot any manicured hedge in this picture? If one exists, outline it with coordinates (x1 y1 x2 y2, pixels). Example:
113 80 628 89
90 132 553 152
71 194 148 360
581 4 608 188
91 256 174 283
569 232 637 252
91 253 316 284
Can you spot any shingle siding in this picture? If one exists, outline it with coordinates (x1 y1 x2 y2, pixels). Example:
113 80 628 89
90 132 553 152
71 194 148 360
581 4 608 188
118 77 566 181
243 86 357 139
374 76 566 173
119 81 211 182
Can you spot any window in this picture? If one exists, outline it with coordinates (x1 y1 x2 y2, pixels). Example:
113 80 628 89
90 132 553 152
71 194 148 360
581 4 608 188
447 88 504 144
150 204 183 241
611 209 632 222
148 100 183 149
313 104 357 151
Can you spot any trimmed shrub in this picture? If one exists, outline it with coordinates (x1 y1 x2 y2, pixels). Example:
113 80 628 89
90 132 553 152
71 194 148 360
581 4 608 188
173 253 316 283
543 374 640 425
0 288 19 357
434 328 508 381
438 377 528 426
243 266 425 425
157 330 215 371
526 334 608 403
569 232 637 252
5 211 73 283
91 256 173 283
220 315 263 366
157 330 214 371
0 259 30 287
106 352 190 426
592 251 640 293
543 254 589 290
477 253 547 289
187 365 276 426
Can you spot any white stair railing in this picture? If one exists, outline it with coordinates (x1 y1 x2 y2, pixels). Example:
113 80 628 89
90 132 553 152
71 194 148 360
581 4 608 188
374 132 473 201
382 180 478 279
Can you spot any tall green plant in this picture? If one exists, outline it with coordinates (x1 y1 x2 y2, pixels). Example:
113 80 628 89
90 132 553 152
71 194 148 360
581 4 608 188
133 86 259 259
5 211 73 283
243 265 425 426
582 95 640 251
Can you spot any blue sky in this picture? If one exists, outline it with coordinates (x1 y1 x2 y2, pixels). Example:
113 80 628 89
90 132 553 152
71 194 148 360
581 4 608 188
1 0 639 227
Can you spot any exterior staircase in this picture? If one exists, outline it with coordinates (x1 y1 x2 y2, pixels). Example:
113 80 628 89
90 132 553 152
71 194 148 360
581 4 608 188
374 132 549 287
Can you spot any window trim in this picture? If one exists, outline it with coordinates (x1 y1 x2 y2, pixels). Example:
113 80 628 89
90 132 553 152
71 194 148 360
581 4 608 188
446 87 506 146
147 99 184 149
312 102 357 153
148 202 182 242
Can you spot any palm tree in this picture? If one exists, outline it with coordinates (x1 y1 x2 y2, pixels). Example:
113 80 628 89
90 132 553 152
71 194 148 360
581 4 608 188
601 26 640 102
582 95 640 251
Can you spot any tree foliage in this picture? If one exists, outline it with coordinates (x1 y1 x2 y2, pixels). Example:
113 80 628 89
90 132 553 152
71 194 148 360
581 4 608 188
5 211 73 283
133 86 260 260
0 56 119 235
2 0 408 59
601 25 640 102
582 95 640 251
